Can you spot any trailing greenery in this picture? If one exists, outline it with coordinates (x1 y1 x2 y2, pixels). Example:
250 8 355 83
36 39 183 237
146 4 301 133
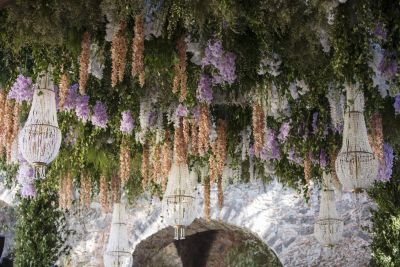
13 183 72 267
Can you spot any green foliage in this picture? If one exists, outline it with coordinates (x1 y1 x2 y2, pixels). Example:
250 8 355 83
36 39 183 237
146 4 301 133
368 157 400 267
227 238 283 267
13 183 72 267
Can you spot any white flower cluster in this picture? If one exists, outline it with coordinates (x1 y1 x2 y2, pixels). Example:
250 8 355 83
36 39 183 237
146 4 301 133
88 43 105 80
258 53 282 77
327 86 345 132
369 44 390 97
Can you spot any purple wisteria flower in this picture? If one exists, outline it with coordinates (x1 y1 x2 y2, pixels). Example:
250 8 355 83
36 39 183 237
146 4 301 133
17 164 35 185
197 74 213 104
64 83 79 111
287 147 303 165
278 122 291 142
91 100 108 128
120 110 135 134
7 74 33 103
312 112 319 133
378 143 394 181
191 106 200 122
21 183 36 198
379 51 398 79
394 94 400 115
175 103 188 118
201 39 237 85
374 23 387 40
260 129 281 160
248 145 255 158
75 95 90 123
319 149 327 168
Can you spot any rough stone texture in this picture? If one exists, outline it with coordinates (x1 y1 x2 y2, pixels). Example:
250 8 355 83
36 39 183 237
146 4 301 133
132 218 282 267
0 180 374 267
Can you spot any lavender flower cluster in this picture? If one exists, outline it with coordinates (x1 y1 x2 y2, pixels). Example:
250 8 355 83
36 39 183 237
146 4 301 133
394 94 400 115
196 74 213 104
17 163 36 198
64 83 79 111
201 39 237 85
378 51 398 79
7 74 33 103
378 143 394 181
260 129 281 160
75 95 90 123
91 100 108 128
120 110 135 134
278 122 291 142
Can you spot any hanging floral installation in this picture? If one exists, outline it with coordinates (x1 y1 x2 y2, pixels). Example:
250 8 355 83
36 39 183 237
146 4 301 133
1 0 400 264
99 174 109 213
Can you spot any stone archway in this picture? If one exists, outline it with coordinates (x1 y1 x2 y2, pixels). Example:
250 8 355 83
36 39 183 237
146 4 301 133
132 218 283 267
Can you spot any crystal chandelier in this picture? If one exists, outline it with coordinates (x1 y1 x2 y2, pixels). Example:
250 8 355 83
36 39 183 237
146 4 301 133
19 71 62 179
314 172 343 246
162 161 196 240
335 84 378 192
104 203 132 267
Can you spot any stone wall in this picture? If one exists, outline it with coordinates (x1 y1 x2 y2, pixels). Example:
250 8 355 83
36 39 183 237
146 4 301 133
0 180 374 267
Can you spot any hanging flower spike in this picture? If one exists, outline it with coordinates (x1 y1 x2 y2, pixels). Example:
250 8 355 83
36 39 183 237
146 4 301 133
59 73 70 109
75 95 90 123
100 174 109 213
111 21 128 87
91 100 108 129
151 145 162 184
120 110 135 134
79 32 91 95
59 172 73 210
119 139 131 185
172 36 188 102
141 144 150 189
63 83 79 111
204 175 211 220
196 74 213 104
80 173 91 209
161 130 172 192
7 103 20 163
132 14 145 87
190 118 199 156
216 119 227 210
278 122 291 142
7 74 33 103
304 152 312 184
4 99 14 162
252 103 265 156
0 90 6 153
394 94 400 115
21 183 37 198
111 172 121 203
174 118 187 164
378 143 394 181
198 104 210 156
370 112 384 163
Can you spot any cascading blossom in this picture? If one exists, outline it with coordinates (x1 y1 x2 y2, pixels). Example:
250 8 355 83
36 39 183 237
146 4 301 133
21 183 36 198
17 163 36 198
7 74 33 103
278 122 290 142
394 94 400 115
91 100 108 128
378 143 394 181
75 95 90 122
63 83 79 111
379 51 398 79
120 110 135 134
260 129 280 160
201 39 236 85
319 149 327 167
196 74 213 104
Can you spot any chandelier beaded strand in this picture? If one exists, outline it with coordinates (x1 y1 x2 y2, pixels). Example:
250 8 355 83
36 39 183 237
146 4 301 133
19 71 62 179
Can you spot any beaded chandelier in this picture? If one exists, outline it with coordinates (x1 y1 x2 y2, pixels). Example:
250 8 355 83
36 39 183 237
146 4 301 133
335 84 378 192
19 71 62 179
162 161 196 240
104 203 132 267
314 172 343 246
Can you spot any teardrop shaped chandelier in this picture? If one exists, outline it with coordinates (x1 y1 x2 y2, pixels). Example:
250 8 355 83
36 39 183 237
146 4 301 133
314 172 343 246
19 70 62 179
162 161 196 240
335 84 378 192
104 203 132 267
